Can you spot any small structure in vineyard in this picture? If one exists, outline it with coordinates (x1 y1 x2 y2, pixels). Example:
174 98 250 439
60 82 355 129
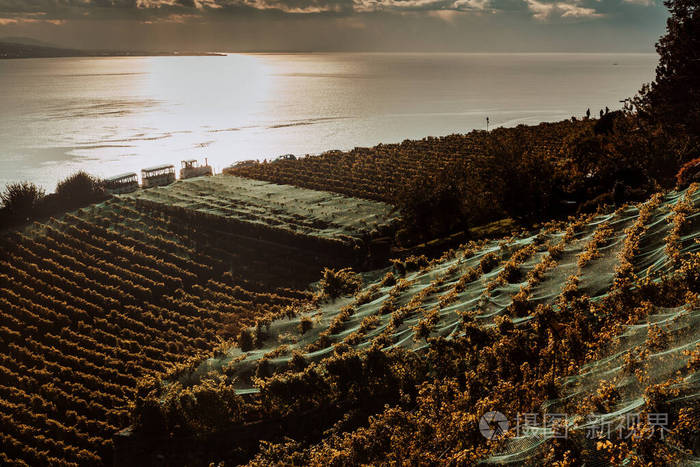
231 159 258 169
141 164 175 188
104 172 138 194
180 159 213 179
275 154 296 161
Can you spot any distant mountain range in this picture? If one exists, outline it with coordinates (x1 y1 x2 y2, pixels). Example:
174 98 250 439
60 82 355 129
0 36 56 47
0 37 224 59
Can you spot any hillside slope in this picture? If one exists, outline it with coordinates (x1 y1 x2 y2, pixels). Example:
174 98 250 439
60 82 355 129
0 198 311 465
0 179 396 466
127 185 700 465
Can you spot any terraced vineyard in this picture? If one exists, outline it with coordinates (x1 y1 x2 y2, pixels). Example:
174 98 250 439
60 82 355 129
0 192 327 466
0 168 408 466
129 185 700 465
128 175 399 243
225 120 587 204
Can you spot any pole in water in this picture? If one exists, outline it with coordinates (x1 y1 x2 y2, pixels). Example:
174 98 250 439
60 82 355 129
486 117 490 131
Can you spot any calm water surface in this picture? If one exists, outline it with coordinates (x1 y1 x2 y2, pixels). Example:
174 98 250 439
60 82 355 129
0 53 657 189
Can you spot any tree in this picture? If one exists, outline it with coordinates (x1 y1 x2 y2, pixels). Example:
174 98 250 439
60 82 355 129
0 181 45 220
396 166 471 241
54 171 105 208
632 0 700 157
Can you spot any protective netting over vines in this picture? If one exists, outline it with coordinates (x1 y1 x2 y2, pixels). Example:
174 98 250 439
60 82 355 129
192 188 699 385
487 303 700 465
128 175 400 243
171 185 700 465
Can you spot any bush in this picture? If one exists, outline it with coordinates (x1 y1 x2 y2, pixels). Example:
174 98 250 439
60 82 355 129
380 271 397 287
298 316 313 335
396 168 471 241
237 328 255 351
676 157 700 189
0 181 45 221
318 268 363 299
289 351 307 371
55 171 105 208
1 171 109 228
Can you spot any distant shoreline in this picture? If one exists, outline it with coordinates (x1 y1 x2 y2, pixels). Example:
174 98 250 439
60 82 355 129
0 41 225 59
0 55 227 60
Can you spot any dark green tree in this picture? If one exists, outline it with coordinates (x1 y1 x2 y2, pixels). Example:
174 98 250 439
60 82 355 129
632 0 700 157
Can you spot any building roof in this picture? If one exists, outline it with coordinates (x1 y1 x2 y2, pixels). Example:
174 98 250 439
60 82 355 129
142 164 175 173
105 172 138 182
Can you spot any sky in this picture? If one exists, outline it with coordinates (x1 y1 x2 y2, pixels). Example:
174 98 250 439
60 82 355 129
0 0 669 52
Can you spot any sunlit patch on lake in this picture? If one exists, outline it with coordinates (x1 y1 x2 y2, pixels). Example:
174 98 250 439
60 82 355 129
0 53 657 189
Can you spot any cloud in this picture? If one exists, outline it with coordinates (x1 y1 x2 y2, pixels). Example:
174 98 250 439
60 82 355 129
620 0 655 5
526 0 603 20
351 0 450 13
0 16 65 25
559 2 601 17
525 0 553 18
452 0 490 10
0 0 659 27
0 10 69 25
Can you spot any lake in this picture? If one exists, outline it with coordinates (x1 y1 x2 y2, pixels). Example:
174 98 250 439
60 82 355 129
0 53 657 190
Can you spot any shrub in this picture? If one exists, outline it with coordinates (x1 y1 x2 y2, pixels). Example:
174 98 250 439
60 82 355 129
318 268 363 299
676 157 700 189
289 351 307 371
256 358 271 379
298 316 313 335
328 306 353 334
379 297 397 315
1 171 109 228
479 252 499 273
396 169 470 241
355 285 379 305
55 171 104 207
380 271 396 287
1 181 45 220
237 328 255 351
